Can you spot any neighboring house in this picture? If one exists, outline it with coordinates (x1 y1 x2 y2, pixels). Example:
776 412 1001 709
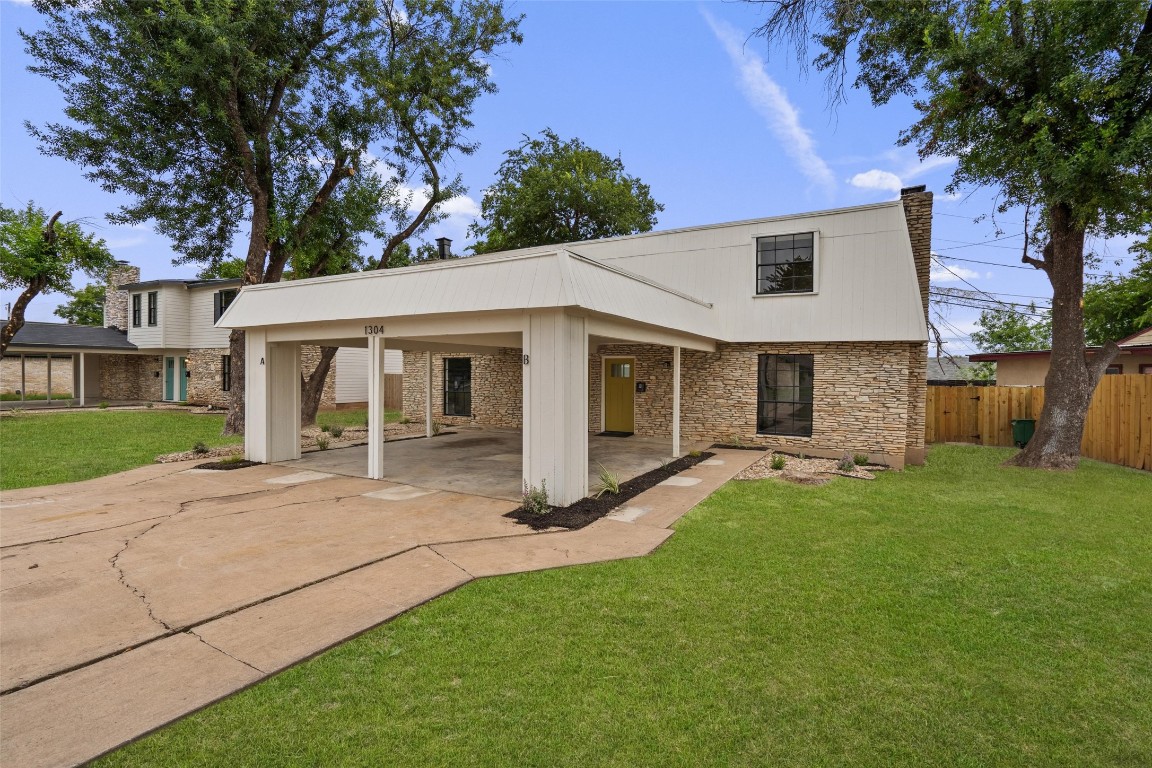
968 326 1152 386
3 262 396 407
926 355 989 385
221 187 934 505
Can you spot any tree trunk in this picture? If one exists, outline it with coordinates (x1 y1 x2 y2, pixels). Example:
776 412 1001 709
301 345 338 426
1007 205 1119 469
1 277 48 356
223 329 247 434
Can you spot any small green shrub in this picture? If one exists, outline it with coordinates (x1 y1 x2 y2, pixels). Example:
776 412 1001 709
316 436 330 451
145 401 154 409
320 424 331 433
432 422 443 436
400 417 412 424
522 479 549 515
329 425 345 438
98 401 109 409
689 450 702 458
219 454 246 465
592 464 621 498
853 453 869 466
770 454 786 471
837 453 856 473
192 441 209 455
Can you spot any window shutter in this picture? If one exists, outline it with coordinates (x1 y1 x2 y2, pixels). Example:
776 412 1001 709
213 292 222 322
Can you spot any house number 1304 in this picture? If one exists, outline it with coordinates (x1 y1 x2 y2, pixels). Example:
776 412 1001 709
364 325 385 335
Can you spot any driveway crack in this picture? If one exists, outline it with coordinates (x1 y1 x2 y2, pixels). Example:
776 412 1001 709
186 629 266 675
107 502 198 633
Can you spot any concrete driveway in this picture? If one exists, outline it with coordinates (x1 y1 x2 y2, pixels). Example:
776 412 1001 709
0 446 763 767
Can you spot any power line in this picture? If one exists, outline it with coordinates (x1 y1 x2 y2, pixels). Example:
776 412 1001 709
930 256 1029 307
929 296 1051 317
933 211 1025 226
930 292 1051 311
934 252 1106 277
935 233 1027 251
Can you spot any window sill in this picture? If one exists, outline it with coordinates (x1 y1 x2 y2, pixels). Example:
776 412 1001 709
752 291 818 299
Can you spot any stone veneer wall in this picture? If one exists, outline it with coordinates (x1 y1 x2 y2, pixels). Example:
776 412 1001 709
103 262 140 330
100 355 164 400
900 185 933 464
1 356 74 394
185 345 337 408
402 349 522 428
594 341 918 466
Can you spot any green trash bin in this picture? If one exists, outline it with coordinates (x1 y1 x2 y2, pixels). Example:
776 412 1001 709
1011 418 1036 448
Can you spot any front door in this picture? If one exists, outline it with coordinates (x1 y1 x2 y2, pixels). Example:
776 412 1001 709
603 358 635 433
164 357 188 401
164 356 175 401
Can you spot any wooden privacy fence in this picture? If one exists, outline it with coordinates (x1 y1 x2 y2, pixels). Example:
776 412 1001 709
926 375 1151 471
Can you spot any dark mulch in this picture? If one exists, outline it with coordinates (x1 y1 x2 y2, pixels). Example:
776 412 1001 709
194 459 263 471
596 431 635 437
505 451 715 531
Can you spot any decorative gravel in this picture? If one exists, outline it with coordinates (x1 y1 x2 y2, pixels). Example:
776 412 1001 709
736 452 880 482
154 421 428 463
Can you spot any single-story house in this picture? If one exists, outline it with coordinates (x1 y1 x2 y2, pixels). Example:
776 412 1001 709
926 355 989 385
968 326 1152 386
219 187 935 506
2 263 395 406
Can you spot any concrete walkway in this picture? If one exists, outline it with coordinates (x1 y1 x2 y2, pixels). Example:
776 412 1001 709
0 448 762 767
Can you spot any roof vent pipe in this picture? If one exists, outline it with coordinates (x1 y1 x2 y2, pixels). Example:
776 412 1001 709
436 237 452 260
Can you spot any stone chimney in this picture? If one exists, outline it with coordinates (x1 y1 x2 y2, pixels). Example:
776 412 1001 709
900 185 933 321
104 260 140 330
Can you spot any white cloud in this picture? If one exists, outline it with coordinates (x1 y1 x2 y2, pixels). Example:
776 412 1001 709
848 169 903 193
703 10 835 196
848 151 957 195
930 264 982 284
104 236 146 250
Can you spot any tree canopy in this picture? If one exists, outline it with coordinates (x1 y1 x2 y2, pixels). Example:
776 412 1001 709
24 0 522 431
1 202 115 353
971 304 1052 354
54 283 106 326
747 0 1152 468
469 129 663 254
1084 252 1152 345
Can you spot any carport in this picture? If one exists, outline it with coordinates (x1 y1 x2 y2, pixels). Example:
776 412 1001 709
219 249 719 505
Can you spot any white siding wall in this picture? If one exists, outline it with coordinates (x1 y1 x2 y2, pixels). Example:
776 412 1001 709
189 287 233 349
335 347 401 403
126 286 186 348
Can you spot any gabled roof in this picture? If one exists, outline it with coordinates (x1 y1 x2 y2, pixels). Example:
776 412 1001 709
5 322 137 351
927 356 976 381
220 249 721 341
119 278 241 291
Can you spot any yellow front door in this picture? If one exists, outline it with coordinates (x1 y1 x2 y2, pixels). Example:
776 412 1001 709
603 358 635 433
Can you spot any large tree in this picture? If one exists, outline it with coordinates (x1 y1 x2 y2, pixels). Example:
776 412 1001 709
469 128 663 253
1 203 115 354
24 0 521 433
748 0 1152 468
54 282 106 326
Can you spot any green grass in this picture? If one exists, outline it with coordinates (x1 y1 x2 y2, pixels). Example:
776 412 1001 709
0 392 73 401
315 408 402 429
0 411 242 490
98 445 1151 766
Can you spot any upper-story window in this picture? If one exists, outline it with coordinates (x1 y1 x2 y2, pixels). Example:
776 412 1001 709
756 232 815 295
131 294 142 327
214 288 238 322
146 291 158 326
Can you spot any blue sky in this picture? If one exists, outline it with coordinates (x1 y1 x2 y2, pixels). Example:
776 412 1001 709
0 0 1140 352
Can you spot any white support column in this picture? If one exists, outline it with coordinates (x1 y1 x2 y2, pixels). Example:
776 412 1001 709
19 355 26 402
425 351 434 438
367 335 388 480
245 331 301 463
46 355 52 403
523 310 588 506
78 353 86 406
672 345 681 458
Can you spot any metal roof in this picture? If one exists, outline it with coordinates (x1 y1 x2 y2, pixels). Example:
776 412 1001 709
5 322 137 351
119 278 242 291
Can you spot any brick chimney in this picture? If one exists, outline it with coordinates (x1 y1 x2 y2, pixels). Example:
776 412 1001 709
104 260 140 330
899 185 933 468
900 185 933 321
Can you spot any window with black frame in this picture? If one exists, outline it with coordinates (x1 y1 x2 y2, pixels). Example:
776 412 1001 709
444 358 472 416
146 291 158 326
131 294 141 327
221 355 231 392
756 232 814 295
214 289 238 322
757 354 814 436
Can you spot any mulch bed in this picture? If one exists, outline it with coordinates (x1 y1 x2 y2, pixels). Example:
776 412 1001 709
710 443 770 451
194 459 263 471
505 451 715 531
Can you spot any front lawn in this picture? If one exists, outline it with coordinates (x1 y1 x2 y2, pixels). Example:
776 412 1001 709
0 410 242 490
314 407 402 429
98 446 1151 766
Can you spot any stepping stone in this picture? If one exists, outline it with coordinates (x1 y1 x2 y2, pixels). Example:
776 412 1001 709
362 486 439 501
606 506 650 523
658 476 702 487
264 470 334 485
699 459 726 466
